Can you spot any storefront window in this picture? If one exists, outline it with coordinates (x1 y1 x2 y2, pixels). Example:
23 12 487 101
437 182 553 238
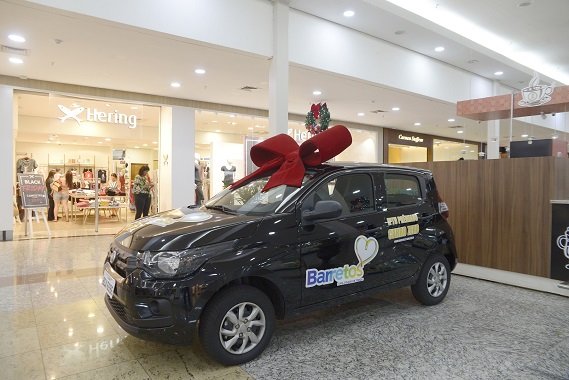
433 140 479 161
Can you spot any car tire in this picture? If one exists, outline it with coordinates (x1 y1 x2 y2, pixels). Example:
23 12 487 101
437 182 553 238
199 285 275 365
411 254 451 306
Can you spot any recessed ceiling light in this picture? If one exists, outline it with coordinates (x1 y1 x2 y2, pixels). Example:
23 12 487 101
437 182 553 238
465 145 470 148
211 120 218 123
9 57 23 64
357 112 365 116
414 122 421 126
215 130 221 132
313 90 322 96
343 10 355 17
170 82 181 88
152 141 157 144
470 150 475 153
391 107 400 111
134 146 140 149
8 34 25 43
434 46 445 52
248 127 254 130
104 138 111 141
97 141 102 144
457 130 464 134
143 143 148 146
521 134 529 138
552 134 559 139
229 114 235 118
194 68 206 75
231 122 237 125
448 118 455 122
494 71 504 76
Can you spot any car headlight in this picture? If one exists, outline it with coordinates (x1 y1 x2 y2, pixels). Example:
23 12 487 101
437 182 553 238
141 240 236 279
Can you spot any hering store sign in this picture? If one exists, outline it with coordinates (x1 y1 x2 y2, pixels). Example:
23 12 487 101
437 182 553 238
57 105 137 129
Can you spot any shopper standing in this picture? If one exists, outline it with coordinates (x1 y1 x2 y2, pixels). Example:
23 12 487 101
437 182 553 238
45 169 56 221
52 171 72 222
133 165 153 219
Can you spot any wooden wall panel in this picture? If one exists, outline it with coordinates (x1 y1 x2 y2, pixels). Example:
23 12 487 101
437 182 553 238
404 157 569 278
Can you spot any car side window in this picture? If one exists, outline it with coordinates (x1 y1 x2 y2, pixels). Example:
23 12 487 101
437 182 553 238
303 173 374 216
384 173 422 207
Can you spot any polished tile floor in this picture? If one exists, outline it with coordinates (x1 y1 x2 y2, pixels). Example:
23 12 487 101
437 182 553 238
1 235 568 379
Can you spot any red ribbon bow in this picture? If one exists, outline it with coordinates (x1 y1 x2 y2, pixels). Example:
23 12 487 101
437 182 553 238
231 125 352 192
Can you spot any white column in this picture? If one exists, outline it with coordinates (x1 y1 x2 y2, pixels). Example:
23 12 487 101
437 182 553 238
268 0 289 136
0 86 14 240
486 80 501 159
159 106 196 211
486 121 500 159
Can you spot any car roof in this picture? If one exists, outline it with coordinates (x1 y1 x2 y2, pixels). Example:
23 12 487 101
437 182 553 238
321 162 433 176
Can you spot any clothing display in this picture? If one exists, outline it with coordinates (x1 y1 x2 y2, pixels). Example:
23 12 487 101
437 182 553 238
221 165 236 186
98 169 107 183
16 157 38 173
83 169 94 179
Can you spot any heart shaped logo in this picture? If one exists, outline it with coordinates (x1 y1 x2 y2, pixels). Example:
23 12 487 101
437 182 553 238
354 235 379 268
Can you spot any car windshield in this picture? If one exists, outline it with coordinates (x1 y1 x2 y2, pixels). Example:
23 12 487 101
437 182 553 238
204 174 316 216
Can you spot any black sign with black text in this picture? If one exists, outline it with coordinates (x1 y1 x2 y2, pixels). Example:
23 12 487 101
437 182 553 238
18 173 49 209
551 203 569 281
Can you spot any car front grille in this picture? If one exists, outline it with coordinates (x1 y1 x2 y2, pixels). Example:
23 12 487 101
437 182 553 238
108 296 130 323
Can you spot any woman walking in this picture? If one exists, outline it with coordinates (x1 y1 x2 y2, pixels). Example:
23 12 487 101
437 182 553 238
51 171 72 222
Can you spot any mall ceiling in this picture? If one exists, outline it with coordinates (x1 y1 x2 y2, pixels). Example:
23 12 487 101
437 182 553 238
1 0 568 146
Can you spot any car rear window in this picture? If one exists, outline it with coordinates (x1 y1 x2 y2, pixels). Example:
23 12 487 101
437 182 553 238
384 173 422 207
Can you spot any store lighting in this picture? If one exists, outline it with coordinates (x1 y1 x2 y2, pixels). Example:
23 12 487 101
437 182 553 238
312 90 322 96
152 141 157 144
8 34 26 43
414 122 421 126
229 114 235 118
343 10 355 17
494 71 504 76
9 57 23 64
248 127 254 130
170 82 181 88
448 118 455 122
457 130 464 134
391 107 400 111
97 141 102 144
521 134 529 138
215 130 221 132
134 146 140 148
231 122 237 125
357 112 365 116
104 138 111 141
434 46 445 52
194 68 206 75
211 120 218 123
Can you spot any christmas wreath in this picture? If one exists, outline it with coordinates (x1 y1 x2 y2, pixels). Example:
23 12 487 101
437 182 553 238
305 102 330 135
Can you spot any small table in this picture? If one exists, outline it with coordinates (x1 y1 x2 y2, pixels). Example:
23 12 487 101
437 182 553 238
81 203 128 224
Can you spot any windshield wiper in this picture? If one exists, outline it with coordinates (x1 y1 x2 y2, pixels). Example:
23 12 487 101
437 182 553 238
205 205 237 214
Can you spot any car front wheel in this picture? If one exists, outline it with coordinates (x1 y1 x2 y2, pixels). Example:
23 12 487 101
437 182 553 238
411 254 451 306
199 285 275 365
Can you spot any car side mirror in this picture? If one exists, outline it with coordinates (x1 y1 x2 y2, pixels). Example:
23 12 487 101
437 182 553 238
302 200 343 224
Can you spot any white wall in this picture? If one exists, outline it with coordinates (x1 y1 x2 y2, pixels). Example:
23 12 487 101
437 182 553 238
0 86 14 240
335 128 379 163
27 0 273 57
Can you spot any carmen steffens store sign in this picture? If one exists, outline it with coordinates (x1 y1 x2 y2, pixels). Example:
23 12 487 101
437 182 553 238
58 105 137 128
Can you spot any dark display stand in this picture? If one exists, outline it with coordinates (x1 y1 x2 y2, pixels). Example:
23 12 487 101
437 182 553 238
551 201 569 281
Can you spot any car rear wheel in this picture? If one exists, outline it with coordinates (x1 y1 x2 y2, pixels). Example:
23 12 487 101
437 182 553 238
199 285 275 365
411 254 451 306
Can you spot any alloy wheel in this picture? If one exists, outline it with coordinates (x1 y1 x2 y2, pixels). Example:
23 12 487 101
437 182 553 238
219 302 266 355
426 262 448 297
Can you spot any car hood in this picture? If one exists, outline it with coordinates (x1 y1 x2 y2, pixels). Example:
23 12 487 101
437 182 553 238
116 207 262 252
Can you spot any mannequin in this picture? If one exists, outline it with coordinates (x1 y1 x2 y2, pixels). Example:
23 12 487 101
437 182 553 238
221 160 236 187
195 160 204 204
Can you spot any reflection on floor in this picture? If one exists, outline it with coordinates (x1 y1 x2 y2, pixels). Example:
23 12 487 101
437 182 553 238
1 235 568 379
13 208 139 240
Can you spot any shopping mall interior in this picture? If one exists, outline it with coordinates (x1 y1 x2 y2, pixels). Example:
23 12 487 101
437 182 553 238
0 0 568 379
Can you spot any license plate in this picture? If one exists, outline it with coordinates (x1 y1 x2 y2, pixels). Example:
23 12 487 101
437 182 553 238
102 270 116 299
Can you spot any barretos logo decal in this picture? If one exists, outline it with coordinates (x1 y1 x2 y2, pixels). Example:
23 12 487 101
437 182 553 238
557 227 569 270
57 104 137 128
305 235 378 288
518 72 554 107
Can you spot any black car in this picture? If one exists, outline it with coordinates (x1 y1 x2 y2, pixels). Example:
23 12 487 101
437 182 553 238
102 163 457 365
